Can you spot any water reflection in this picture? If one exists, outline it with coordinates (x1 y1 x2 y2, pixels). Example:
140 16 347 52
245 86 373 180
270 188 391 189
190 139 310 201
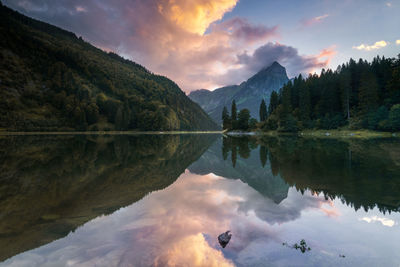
0 134 217 261
1 135 400 266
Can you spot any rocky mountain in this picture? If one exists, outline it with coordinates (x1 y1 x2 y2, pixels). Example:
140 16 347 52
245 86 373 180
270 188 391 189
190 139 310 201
0 3 218 131
189 61 289 124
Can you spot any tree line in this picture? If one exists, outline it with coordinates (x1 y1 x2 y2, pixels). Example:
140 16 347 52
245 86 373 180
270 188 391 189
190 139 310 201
222 55 400 132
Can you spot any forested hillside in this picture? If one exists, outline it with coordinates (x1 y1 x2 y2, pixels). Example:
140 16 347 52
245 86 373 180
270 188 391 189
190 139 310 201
263 56 400 132
0 3 218 131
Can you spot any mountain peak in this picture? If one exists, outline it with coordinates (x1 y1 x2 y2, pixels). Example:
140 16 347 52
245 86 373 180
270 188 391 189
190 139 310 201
270 61 283 69
263 61 285 72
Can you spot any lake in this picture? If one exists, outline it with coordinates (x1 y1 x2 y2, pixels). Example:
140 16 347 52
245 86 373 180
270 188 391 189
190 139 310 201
0 134 400 266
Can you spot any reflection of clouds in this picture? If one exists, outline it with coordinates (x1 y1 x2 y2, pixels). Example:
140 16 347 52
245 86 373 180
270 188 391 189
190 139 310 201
238 187 335 225
360 216 396 227
155 233 234 267
1 171 332 267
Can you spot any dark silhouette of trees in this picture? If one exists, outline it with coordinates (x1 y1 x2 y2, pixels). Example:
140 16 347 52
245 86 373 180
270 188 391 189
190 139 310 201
231 100 237 129
262 55 400 132
238 109 251 130
222 106 231 130
259 99 267 122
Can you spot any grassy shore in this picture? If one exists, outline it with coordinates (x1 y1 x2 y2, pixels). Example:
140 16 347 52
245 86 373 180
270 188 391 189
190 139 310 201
257 129 399 138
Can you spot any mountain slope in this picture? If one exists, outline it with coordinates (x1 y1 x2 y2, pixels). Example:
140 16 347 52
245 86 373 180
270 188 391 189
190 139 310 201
189 62 289 124
0 3 218 131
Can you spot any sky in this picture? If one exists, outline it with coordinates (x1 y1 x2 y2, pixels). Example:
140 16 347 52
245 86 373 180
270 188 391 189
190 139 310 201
3 0 400 93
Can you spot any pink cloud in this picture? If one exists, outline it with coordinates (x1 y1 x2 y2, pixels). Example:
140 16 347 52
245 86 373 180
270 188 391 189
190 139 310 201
301 14 330 27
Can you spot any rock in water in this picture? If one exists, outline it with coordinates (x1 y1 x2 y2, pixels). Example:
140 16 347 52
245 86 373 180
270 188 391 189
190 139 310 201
218 231 232 248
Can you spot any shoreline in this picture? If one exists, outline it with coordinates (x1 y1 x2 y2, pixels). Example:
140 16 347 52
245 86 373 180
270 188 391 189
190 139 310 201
0 129 398 138
226 129 399 138
0 131 223 136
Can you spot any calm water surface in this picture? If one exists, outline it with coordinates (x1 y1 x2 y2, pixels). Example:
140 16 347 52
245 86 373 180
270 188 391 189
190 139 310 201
0 134 400 266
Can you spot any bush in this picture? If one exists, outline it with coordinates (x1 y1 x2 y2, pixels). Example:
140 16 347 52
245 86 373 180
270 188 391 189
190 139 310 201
278 114 298 132
263 115 278 131
389 104 400 131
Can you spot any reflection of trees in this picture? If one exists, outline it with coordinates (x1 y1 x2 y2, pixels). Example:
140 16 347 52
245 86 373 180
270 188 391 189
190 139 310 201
222 136 259 168
0 134 216 262
259 136 400 214
220 136 400 214
259 145 268 167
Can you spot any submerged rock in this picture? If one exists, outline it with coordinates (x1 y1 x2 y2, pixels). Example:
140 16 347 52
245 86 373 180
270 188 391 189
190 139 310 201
218 231 232 248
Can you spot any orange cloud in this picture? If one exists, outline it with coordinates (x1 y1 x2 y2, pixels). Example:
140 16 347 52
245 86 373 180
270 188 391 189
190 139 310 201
157 233 235 267
158 0 239 35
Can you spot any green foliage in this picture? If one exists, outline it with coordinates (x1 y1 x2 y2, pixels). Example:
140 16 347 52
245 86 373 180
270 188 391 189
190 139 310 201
268 91 279 115
231 100 237 128
389 104 400 131
259 99 267 121
0 5 217 131
237 109 251 130
278 114 298 132
249 118 258 129
265 55 400 132
222 106 231 130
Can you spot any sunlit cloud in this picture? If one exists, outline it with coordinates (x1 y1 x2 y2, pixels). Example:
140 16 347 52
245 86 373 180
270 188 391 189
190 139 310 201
360 216 396 227
301 14 329 26
396 40 400 45
157 0 239 35
353 40 388 51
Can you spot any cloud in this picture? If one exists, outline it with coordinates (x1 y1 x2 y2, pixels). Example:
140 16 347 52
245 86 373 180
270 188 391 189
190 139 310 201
360 216 396 227
301 14 330 26
386 2 392 7
3 0 333 92
353 40 388 51
227 42 336 80
157 0 238 35
396 40 400 45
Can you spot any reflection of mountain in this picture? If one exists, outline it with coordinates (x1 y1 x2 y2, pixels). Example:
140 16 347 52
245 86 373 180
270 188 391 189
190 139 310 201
188 137 289 203
0 134 217 262
260 136 400 213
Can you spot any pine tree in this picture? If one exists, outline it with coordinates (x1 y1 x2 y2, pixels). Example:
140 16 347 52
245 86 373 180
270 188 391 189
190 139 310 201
359 72 378 114
259 99 267 121
222 106 231 129
269 91 279 115
299 81 311 122
238 109 250 130
231 100 237 129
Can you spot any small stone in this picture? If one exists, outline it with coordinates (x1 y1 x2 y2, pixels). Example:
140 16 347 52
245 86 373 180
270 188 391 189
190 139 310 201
218 231 232 248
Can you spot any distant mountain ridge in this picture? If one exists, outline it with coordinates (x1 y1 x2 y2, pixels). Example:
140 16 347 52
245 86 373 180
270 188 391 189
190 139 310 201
0 3 218 131
189 61 289 124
